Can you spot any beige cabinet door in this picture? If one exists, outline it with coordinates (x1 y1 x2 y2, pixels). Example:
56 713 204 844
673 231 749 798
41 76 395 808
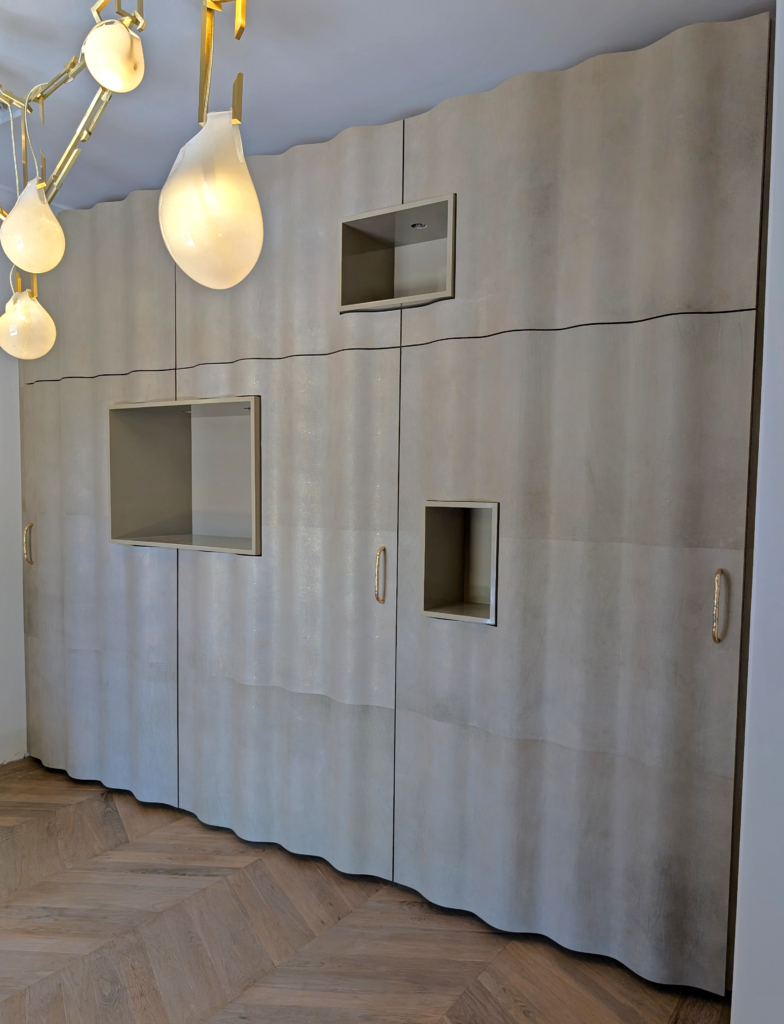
394 314 756 993
22 372 179 805
176 348 400 878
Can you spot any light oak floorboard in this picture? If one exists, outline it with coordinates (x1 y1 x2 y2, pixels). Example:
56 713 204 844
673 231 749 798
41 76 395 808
0 761 732 1024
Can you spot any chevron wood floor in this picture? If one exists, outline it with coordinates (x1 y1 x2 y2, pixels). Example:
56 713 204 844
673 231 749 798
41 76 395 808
0 759 731 1024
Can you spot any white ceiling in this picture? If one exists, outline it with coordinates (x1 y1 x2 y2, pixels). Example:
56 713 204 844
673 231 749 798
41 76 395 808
0 0 774 211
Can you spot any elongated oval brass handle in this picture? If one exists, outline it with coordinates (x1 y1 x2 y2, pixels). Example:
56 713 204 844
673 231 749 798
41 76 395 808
23 522 34 566
375 545 386 605
713 568 724 644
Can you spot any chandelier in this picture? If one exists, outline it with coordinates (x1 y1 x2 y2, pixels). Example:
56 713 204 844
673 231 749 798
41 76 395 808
0 0 264 359
0 1 148 359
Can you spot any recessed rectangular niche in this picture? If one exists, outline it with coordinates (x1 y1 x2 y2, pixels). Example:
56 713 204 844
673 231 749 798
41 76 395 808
340 194 455 312
422 501 498 624
109 397 261 555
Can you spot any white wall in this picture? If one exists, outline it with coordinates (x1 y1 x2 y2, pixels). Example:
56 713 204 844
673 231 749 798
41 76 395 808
0 347 26 764
731 13 784 1023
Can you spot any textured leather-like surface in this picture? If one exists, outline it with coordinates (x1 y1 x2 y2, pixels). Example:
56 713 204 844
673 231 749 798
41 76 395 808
175 121 404 366
394 317 756 992
179 679 395 878
25 190 176 384
395 707 734 989
176 351 399 874
401 14 769 346
18 14 768 993
21 373 178 806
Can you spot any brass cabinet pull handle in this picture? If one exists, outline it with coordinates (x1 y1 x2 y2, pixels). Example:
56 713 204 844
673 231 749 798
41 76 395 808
713 568 724 644
23 522 34 565
375 545 386 604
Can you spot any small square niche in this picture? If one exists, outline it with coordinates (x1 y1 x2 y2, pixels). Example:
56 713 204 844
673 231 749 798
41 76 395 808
340 194 455 312
422 501 499 624
109 397 261 555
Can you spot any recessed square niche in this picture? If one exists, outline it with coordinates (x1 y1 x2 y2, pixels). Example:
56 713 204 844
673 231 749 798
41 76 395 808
109 397 261 555
422 501 499 624
340 194 456 312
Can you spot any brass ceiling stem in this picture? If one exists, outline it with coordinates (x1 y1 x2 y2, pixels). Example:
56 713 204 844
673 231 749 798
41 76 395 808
199 0 246 125
199 2 217 126
235 0 246 39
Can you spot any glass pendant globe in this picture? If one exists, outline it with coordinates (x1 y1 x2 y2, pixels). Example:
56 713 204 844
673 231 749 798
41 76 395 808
158 111 263 290
0 289 56 360
0 180 66 274
83 20 145 93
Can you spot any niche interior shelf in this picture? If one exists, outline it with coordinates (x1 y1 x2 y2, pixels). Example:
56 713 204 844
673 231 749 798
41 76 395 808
340 194 456 312
109 397 261 555
422 500 499 624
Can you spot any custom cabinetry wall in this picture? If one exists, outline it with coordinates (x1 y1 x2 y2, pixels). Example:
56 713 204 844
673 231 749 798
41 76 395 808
21 14 770 993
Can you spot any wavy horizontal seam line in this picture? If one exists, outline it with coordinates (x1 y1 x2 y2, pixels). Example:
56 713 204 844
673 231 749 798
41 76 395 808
24 306 756 385
400 707 733 780
193 676 394 714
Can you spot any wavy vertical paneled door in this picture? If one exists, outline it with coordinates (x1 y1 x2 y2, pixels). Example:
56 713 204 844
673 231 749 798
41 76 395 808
176 351 399 878
394 15 769 995
21 373 179 804
20 190 179 805
173 118 404 876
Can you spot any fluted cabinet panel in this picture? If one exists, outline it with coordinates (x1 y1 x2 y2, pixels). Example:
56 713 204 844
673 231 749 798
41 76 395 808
399 313 755 552
175 121 403 365
401 15 769 346
176 349 399 875
395 707 734 989
179 680 394 877
24 190 175 384
21 372 178 805
394 317 755 993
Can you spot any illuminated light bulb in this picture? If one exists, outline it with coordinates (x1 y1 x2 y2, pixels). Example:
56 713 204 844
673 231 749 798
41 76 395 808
0 180 66 274
0 289 56 360
83 19 145 93
158 111 263 290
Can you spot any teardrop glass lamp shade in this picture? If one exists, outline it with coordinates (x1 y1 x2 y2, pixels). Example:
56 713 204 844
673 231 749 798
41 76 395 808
158 111 264 290
0 289 56 360
0 181 66 274
83 20 145 93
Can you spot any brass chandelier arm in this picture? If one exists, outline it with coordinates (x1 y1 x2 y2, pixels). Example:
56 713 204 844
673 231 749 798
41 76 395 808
2 2 150 211
46 86 113 203
199 0 246 125
0 86 32 117
29 57 87 124
7 54 86 187
93 0 146 31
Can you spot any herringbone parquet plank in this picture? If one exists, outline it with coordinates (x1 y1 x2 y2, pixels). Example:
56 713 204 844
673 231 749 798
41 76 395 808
0 761 732 1024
